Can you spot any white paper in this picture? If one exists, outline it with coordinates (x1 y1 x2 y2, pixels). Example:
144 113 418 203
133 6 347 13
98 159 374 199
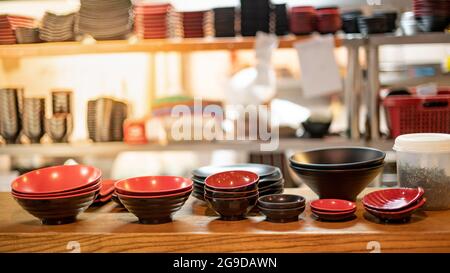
294 35 342 98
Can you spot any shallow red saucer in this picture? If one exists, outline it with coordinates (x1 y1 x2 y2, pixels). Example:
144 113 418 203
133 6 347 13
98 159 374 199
362 187 424 211
310 199 356 212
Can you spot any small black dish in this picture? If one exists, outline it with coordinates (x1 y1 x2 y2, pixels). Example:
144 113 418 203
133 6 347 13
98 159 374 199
258 194 305 210
258 206 305 223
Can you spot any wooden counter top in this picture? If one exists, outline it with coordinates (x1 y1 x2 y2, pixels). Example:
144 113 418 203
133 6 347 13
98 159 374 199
1 188 450 253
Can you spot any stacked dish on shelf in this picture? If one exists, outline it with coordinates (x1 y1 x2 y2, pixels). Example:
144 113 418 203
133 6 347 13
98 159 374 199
212 7 236 37
114 176 193 224
181 11 206 38
363 187 426 222
76 0 133 40
39 12 75 42
133 3 172 39
15 27 41 44
87 97 128 142
310 199 357 221
204 170 259 221
289 147 386 201
0 88 23 144
258 194 305 223
0 14 36 44
191 163 284 201
240 0 271 36
273 3 289 36
413 0 449 32
22 97 46 143
289 6 317 35
316 7 342 34
11 165 102 225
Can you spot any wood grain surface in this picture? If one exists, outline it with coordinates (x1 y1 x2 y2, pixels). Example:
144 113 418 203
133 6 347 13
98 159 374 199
1 188 450 253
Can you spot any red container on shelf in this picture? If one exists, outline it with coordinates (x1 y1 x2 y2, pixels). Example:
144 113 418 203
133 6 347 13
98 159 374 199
123 119 147 144
383 91 450 138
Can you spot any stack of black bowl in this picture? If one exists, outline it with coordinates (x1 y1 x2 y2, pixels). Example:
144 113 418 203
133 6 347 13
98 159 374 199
341 10 362 34
191 163 283 201
273 4 289 36
289 147 386 201
240 0 271 36
213 7 236 37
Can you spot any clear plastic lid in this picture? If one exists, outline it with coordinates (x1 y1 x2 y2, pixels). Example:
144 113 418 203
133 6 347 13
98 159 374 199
393 133 450 153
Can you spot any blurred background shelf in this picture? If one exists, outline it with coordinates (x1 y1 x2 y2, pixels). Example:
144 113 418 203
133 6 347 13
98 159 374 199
0 138 394 157
0 35 342 58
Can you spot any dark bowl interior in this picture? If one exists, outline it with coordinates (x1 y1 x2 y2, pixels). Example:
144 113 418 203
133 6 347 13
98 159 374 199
258 194 305 209
290 147 386 170
290 163 384 201
14 191 97 225
205 194 258 221
258 206 305 223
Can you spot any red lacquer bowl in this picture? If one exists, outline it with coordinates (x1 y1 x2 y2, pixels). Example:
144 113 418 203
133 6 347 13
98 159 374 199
11 165 102 194
310 199 356 212
362 187 424 211
114 176 193 195
364 198 426 221
205 170 259 191
12 181 101 198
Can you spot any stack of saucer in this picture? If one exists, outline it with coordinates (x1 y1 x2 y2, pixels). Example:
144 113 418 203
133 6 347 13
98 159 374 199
39 12 75 42
0 14 36 44
181 11 206 38
240 0 271 36
15 27 41 44
133 3 172 39
77 0 132 40
213 7 236 37
310 199 357 221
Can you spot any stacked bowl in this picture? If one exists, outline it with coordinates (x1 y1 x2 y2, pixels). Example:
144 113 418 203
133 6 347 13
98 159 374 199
258 194 306 223
0 14 36 44
204 170 259 221
310 199 357 221
316 7 342 34
273 4 289 36
213 7 236 37
181 11 206 38
115 176 193 224
133 3 172 39
289 147 386 201
363 187 426 222
0 88 23 144
15 27 41 44
11 165 101 225
413 0 449 32
191 163 283 201
289 6 317 35
240 0 271 36
22 98 46 143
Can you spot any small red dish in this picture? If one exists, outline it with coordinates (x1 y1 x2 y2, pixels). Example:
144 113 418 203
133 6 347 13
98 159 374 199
11 165 102 194
114 176 193 195
205 170 259 191
362 187 424 211
311 209 356 221
310 199 356 212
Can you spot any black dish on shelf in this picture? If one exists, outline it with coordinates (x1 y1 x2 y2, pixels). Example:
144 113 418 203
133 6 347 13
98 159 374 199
416 15 448 32
358 15 388 35
301 120 331 138
374 11 398 32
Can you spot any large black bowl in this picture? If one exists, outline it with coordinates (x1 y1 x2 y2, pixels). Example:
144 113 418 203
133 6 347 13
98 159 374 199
289 147 386 170
289 163 384 201
14 191 97 225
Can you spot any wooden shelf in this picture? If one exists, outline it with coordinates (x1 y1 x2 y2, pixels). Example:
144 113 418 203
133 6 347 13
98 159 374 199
0 138 394 157
0 35 342 58
1 188 449 253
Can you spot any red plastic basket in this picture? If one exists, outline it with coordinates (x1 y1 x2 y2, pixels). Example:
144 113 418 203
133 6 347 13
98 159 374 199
383 93 450 138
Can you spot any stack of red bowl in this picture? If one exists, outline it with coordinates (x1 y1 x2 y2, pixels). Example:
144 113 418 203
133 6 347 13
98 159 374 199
316 7 342 34
133 3 172 39
289 6 317 35
11 165 102 225
363 187 426 222
115 176 193 224
0 14 36 45
310 199 357 221
204 170 259 221
181 11 206 38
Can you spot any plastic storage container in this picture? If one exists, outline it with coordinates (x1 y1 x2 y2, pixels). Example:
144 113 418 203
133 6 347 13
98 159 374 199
383 93 450 138
393 133 450 210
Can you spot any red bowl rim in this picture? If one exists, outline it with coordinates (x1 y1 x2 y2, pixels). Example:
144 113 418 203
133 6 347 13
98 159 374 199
116 187 192 199
11 165 102 194
12 181 101 198
114 175 193 194
362 187 424 210
12 188 99 200
310 199 356 212
204 170 259 190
